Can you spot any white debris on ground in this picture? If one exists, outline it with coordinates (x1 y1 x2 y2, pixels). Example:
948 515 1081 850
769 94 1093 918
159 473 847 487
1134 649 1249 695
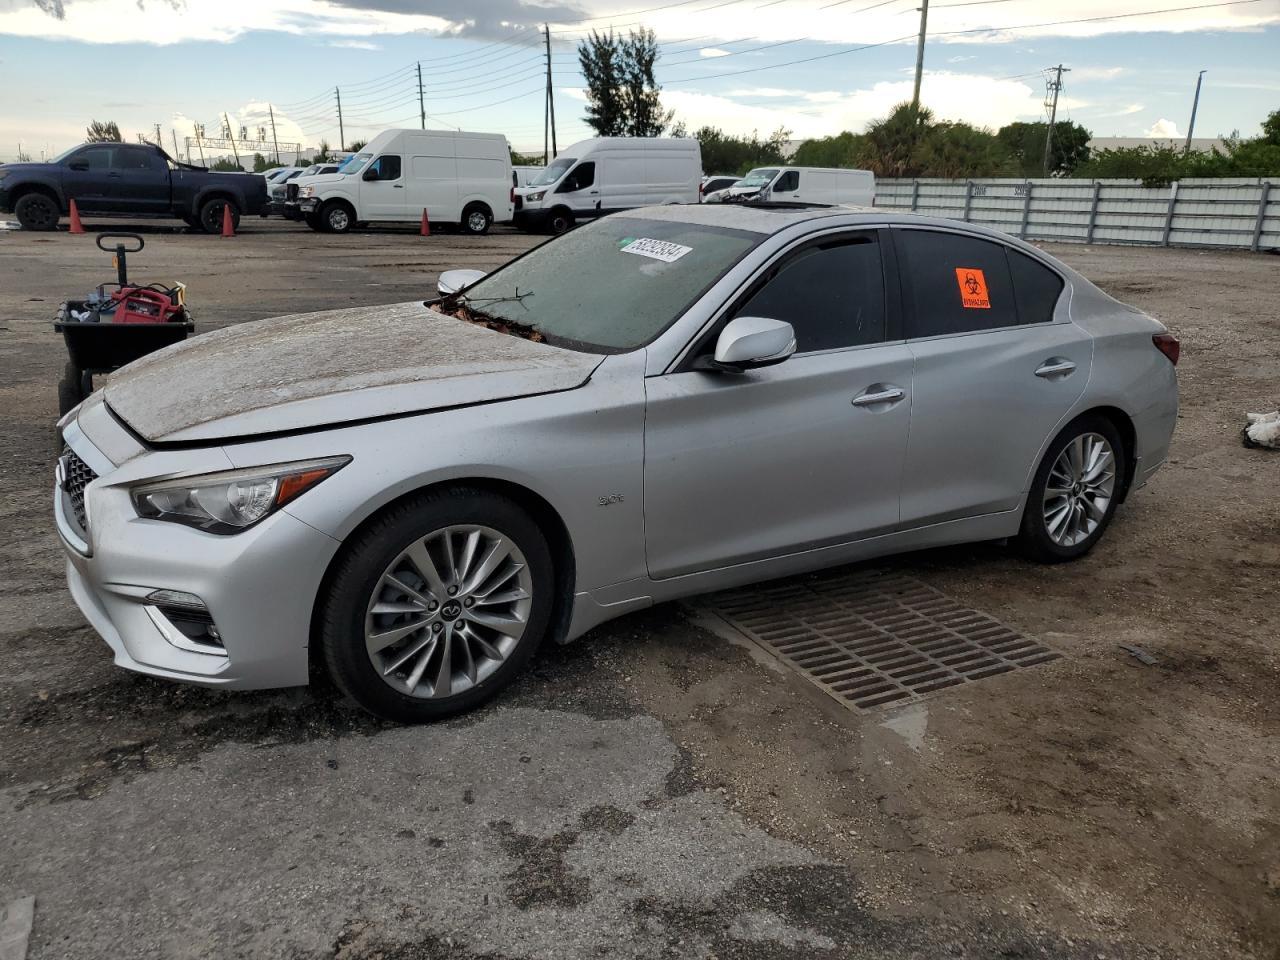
0 221 21 231
0 896 35 960
1243 411 1280 449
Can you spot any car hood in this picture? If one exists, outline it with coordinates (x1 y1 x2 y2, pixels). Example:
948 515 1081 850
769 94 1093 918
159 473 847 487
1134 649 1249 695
103 301 604 444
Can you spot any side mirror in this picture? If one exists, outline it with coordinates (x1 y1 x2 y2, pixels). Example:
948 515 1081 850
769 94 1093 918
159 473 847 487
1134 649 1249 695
437 269 487 297
712 316 796 370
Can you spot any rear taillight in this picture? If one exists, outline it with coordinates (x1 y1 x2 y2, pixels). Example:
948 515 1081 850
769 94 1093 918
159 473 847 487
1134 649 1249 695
510 187 515 203
1153 333 1180 366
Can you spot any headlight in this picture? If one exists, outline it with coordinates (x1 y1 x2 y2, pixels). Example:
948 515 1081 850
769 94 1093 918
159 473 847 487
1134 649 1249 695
132 456 350 535
0 169 10 181
525 190 545 202
300 185 315 198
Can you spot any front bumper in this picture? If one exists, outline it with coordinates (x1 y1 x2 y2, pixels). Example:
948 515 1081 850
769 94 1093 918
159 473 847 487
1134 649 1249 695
286 198 317 220
513 207 549 231
55 423 342 690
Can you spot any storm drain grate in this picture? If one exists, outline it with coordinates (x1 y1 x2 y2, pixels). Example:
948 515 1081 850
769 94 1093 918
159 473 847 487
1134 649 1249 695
704 569 1060 711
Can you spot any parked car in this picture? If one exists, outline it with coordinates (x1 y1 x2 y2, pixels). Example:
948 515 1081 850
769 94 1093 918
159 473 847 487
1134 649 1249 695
705 166 874 207
514 137 701 234
260 166 303 216
288 129 514 234
54 204 1178 722
277 163 343 218
700 174 741 200
0 142 268 233
513 164 544 187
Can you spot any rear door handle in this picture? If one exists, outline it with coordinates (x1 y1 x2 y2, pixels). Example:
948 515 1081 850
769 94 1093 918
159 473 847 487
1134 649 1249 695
1035 358 1077 379
852 386 905 407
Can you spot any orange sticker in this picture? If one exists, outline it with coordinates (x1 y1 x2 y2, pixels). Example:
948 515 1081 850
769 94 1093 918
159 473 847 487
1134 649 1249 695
955 267 990 309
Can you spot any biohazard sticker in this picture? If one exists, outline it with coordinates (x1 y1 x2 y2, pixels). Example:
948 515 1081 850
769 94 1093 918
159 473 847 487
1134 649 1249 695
620 237 693 263
955 267 991 309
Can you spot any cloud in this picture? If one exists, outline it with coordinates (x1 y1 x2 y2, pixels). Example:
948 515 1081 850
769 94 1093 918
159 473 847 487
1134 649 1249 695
328 37 379 48
947 55 975 63
1072 66 1127 81
697 46 729 57
321 0 585 40
1145 118 1181 137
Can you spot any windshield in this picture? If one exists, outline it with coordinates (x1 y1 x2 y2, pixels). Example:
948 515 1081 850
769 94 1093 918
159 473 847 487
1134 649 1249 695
528 157 574 188
339 152 371 174
737 168 779 190
52 145 83 164
447 216 761 353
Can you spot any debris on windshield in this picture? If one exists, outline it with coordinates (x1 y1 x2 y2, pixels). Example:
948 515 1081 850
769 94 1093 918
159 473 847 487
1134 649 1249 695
430 297 546 343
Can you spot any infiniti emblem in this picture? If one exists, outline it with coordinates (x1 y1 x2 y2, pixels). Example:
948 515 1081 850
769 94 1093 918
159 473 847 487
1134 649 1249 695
441 601 462 620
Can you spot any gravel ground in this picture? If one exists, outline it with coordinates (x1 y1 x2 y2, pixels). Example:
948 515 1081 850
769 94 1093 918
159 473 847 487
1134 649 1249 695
1 219 1277 960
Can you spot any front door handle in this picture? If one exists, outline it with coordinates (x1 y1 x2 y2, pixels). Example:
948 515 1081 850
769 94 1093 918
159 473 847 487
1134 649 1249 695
392 184 404 188
1035 358 1077 379
851 385 905 407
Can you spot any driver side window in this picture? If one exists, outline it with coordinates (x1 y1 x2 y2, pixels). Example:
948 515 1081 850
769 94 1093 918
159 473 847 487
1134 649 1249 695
557 161 595 193
774 170 799 192
367 155 402 181
72 146 115 170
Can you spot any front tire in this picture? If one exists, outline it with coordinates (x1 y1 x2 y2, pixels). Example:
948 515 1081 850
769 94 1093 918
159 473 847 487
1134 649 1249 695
321 201 354 234
319 487 554 722
1018 415 1126 563
15 193 59 231
547 207 574 235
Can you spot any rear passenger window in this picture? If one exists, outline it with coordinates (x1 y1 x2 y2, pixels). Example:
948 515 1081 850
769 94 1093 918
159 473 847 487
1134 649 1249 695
733 235 885 352
1008 248 1064 324
895 229 1018 338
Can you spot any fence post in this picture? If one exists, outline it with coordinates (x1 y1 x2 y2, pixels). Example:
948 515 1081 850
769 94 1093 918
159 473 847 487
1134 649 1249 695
1251 181 1272 253
1085 181 1102 244
962 180 973 222
1161 182 1178 247
910 179 920 212
1019 181 1033 239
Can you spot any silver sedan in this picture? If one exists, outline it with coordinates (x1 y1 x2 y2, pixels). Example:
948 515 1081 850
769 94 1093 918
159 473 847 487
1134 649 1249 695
55 204 1179 721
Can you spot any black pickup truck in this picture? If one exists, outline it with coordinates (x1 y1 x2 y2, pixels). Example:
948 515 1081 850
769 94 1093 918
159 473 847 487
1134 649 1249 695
0 142 268 233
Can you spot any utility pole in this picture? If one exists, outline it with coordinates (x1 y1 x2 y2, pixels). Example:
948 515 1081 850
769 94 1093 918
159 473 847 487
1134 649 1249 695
1042 64 1069 177
910 0 929 115
1183 70 1206 152
545 24 558 158
153 123 162 146
170 128 180 161
417 62 426 129
268 104 280 163
223 112 241 167
335 87 345 152
543 38 550 165
194 123 206 165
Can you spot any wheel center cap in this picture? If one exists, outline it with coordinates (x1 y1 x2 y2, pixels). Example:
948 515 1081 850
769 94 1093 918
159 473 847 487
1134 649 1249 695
441 601 462 620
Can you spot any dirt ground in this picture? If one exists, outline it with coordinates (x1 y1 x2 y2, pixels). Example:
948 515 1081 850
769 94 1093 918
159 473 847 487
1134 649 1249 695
1 218 1277 960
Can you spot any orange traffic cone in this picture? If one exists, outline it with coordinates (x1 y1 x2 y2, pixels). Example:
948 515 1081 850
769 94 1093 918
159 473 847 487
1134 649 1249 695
420 208 430 237
221 203 235 238
68 199 85 234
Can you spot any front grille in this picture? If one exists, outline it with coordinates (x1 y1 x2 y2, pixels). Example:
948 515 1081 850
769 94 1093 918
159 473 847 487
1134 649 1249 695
61 449 97 533
286 182 299 201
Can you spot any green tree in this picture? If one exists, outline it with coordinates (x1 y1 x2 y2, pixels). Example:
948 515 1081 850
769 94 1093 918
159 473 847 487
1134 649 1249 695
209 157 242 171
349 139 368 152
85 119 122 143
691 126 790 174
792 132 865 168
314 140 332 162
996 121 1091 176
1262 108 1280 145
578 29 672 137
917 121 1017 178
855 103 935 178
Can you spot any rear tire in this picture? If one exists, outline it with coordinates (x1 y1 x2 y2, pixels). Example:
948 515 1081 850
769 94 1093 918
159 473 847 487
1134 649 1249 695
319 487 554 723
198 198 240 234
460 202 493 236
15 193 59 231
1017 414 1126 563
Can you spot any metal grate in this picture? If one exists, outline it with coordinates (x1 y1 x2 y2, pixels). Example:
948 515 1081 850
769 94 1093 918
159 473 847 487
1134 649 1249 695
60 449 97 534
705 569 1060 711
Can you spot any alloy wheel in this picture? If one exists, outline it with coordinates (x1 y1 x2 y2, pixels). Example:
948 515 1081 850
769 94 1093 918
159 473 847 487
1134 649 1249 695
1042 432 1116 547
364 524 533 699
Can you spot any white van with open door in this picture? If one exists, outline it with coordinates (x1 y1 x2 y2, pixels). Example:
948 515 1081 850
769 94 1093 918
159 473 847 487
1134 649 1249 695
293 128 514 234
514 137 701 234
705 166 875 207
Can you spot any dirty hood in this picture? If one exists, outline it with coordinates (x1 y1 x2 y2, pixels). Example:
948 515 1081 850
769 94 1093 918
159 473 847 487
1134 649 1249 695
103 301 604 443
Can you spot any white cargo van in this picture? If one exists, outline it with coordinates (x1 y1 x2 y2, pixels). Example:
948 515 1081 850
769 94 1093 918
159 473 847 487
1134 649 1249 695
514 137 701 234
293 128 514 234
705 166 875 207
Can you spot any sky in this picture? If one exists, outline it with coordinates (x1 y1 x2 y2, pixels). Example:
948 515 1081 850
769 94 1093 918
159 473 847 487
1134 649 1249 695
1 0 1278 162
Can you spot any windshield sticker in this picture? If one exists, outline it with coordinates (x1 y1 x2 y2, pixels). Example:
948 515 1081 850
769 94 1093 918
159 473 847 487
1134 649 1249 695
620 238 693 264
955 267 991 309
